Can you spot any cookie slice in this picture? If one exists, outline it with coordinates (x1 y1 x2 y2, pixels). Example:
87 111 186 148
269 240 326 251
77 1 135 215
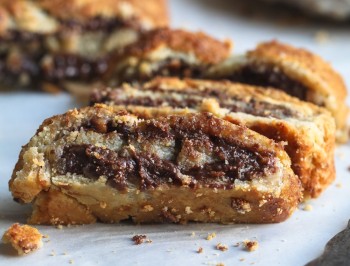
207 41 348 142
0 0 168 90
104 28 232 86
91 77 336 198
10 105 301 225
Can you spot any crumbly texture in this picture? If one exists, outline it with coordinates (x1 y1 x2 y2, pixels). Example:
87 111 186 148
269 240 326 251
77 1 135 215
10 104 301 225
208 40 348 142
104 28 232 87
91 77 336 198
2 223 43 255
243 240 259 252
0 0 168 90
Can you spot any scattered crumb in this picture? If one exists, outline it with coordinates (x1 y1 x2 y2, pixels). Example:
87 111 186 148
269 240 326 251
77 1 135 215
69 259 74 264
303 204 313 211
314 30 330 44
243 240 259 252
42 234 49 239
132 235 152 245
347 166 350 172
240 258 245 261
56 225 63 230
50 251 56 256
206 232 216 240
336 182 342 188
191 232 196 237
197 247 203 253
62 252 68 255
2 223 43 255
233 242 240 247
216 243 228 252
216 263 225 266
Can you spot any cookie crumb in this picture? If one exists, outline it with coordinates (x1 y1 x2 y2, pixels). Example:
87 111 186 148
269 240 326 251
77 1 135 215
2 223 43 255
314 30 330 44
132 235 152 245
206 232 216 240
243 240 259 252
336 182 342 188
233 242 240 247
69 259 74 264
303 204 313 211
216 243 228 252
197 247 203 253
240 258 245 261
190 232 196 237
56 225 63 230
216 263 225 266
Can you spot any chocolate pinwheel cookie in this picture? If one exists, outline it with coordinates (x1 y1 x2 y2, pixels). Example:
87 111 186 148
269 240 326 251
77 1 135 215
104 28 232 86
91 77 336 198
0 0 168 90
207 41 348 142
10 104 301 225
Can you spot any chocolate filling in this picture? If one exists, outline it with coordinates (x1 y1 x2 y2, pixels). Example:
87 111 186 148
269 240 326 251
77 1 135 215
222 64 308 100
119 58 206 84
57 118 276 191
91 86 299 119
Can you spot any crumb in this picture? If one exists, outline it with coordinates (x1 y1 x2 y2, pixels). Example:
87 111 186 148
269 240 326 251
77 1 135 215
2 223 43 255
336 182 342 188
206 232 216 240
314 30 330 44
243 240 259 252
347 166 350 172
197 247 203 253
50 250 56 256
216 243 228 252
132 235 152 245
62 252 68 255
42 234 49 239
240 258 245 261
233 242 240 247
216 263 225 266
69 259 74 264
303 204 313 211
56 225 63 230
191 232 196 237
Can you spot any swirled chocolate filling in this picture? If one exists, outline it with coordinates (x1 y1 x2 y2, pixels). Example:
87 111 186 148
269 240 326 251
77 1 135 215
57 116 276 191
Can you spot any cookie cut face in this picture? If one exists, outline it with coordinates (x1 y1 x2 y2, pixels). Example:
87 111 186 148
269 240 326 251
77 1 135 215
91 77 336 198
9 105 301 225
105 28 232 86
208 41 348 142
0 0 168 90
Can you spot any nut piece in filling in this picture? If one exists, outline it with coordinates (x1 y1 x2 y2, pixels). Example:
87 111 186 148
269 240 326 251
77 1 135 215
9 105 301 225
90 77 335 198
2 223 43 255
207 40 348 142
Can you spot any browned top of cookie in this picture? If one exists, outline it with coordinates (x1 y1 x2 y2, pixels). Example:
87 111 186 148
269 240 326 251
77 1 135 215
121 28 232 64
248 40 347 100
0 0 168 35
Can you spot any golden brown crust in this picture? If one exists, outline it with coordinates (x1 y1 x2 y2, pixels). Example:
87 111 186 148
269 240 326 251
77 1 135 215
247 40 348 142
92 77 336 198
119 28 232 64
10 105 301 224
2 223 43 255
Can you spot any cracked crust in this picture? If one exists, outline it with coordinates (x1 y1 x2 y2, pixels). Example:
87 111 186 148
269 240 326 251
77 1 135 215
10 105 301 224
91 77 336 198
208 40 348 142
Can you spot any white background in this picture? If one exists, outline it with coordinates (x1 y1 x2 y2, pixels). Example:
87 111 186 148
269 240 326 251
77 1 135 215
1 0 350 265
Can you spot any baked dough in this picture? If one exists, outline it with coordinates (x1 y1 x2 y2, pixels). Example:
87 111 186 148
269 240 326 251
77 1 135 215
207 41 348 142
0 0 168 90
91 77 336 198
9 104 301 224
104 28 232 86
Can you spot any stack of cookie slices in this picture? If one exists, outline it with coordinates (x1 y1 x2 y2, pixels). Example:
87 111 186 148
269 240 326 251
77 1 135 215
7 8 348 225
